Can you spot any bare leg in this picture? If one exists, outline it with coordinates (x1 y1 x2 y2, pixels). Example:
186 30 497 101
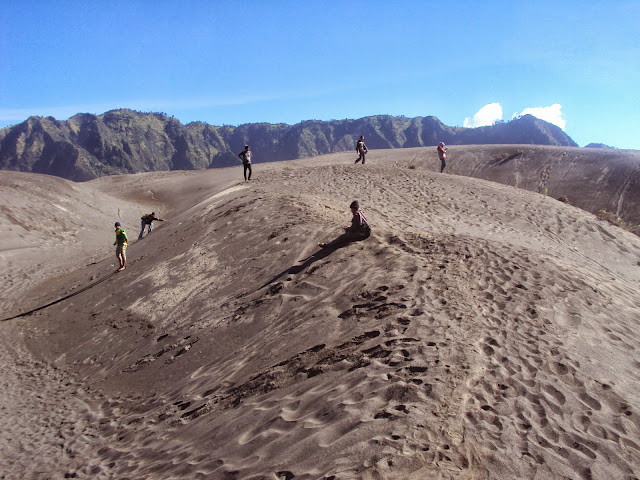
116 246 127 271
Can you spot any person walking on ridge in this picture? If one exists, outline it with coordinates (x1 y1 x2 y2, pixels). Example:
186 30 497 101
318 200 371 249
114 222 128 271
437 142 447 173
138 211 164 239
238 145 252 181
355 136 368 164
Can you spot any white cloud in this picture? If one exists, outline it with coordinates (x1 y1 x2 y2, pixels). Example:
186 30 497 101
463 103 503 128
513 103 566 129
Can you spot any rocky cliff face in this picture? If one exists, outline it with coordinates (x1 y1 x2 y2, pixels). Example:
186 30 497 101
0 109 578 181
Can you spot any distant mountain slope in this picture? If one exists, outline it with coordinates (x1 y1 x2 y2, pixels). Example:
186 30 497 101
442 144 640 227
0 109 577 181
584 143 616 149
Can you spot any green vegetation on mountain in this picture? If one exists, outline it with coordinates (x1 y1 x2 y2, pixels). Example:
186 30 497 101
0 109 577 181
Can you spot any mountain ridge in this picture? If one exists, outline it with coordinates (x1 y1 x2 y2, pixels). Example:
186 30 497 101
0 109 577 181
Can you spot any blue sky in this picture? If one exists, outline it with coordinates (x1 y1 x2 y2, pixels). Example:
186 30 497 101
1 0 639 149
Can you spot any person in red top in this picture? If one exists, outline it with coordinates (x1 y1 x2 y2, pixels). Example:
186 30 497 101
437 142 447 173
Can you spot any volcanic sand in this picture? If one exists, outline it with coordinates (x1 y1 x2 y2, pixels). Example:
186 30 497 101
1 148 640 479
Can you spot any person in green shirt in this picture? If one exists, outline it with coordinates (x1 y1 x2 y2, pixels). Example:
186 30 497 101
114 222 128 271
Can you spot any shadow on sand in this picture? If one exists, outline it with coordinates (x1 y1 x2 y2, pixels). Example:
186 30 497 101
1 270 119 322
258 248 334 292
258 237 368 292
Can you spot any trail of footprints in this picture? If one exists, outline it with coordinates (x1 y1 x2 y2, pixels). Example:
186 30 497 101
6 169 640 479
25 192 637 479
153 285 418 422
107 228 640 478
386 231 640 479
60 285 429 478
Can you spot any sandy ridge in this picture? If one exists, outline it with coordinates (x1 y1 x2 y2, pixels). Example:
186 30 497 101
1 151 639 478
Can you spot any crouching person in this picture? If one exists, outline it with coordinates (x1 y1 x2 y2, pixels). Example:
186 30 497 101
139 211 164 239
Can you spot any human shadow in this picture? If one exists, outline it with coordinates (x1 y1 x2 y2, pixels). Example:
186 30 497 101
258 236 367 292
258 248 334 292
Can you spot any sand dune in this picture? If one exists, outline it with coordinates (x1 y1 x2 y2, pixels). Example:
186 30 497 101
1 149 640 479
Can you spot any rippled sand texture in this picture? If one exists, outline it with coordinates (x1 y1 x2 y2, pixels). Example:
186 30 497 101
2 147 640 479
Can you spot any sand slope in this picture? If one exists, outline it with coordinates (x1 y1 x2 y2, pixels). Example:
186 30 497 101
374 145 640 226
1 150 640 479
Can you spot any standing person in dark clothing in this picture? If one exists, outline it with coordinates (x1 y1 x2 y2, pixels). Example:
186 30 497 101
138 211 164 239
355 136 368 164
238 145 252 181
437 142 448 173
114 222 128 271
319 200 371 249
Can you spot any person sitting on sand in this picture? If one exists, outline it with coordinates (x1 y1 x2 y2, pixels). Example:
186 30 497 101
138 211 164 239
319 200 371 249
355 136 368 164
114 222 128 271
238 145 252 181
